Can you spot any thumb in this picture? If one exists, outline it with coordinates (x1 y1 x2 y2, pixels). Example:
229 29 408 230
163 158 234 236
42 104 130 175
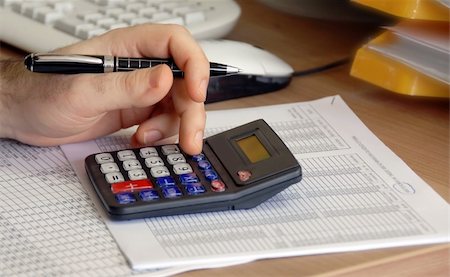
73 64 173 115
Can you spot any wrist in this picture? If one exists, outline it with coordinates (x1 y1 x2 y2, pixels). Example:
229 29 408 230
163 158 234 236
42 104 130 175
0 60 23 140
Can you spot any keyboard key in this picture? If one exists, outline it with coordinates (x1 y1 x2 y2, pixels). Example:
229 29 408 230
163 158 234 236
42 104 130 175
161 145 180 155
155 17 184 25
150 166 170 178
162 186 182 198
167 153 186 165
117 150 136 161
197 160 211 170
105 172 124 184
122 159 142 170
179 173 199 184
210 179 226 192
156 176 176 187
54 17 95 36
192 153 205 161
111 179 153 194
100 162 120 173
185 183 206 195
204 169 218 181
36 10 64 24
128 169 147 180
95 153 114 164
115 193 136 204
140 147 158 158
139 189 159 201
145 157 164 168
173 163 193 175
78 26 106 39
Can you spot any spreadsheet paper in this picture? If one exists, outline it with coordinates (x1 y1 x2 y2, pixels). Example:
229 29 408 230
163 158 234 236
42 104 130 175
61 95 449 270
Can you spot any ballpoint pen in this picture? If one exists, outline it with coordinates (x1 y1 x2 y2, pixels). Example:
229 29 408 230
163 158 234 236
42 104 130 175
24 53 241 77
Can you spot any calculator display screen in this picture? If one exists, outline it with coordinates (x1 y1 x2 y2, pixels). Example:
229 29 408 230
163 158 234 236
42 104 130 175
236 135 271 163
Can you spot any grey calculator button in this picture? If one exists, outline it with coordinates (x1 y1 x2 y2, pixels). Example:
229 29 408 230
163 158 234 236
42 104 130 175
95 153 114 164
123 159 142 171
173 163 193 175
167 153 186 165
145 157 164 168
150 166 170 178
139 147 158 158
100 162 120 173
117 150 136 161
128 169 147 180
105 172 124 184
161 145 180 155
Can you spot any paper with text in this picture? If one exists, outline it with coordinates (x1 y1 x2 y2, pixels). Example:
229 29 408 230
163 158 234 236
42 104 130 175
62 95 449 271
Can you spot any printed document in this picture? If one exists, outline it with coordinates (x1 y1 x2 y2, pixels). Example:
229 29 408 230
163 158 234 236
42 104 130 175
61 95 449 271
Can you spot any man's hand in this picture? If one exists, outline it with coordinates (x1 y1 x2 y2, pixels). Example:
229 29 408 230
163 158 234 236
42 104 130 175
0 24 209 155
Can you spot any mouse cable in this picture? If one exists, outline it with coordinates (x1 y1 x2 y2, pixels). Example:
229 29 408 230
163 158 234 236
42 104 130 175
292 57 351 77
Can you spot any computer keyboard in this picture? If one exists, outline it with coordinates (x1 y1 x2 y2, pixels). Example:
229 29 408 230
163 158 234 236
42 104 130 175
0 0 241 53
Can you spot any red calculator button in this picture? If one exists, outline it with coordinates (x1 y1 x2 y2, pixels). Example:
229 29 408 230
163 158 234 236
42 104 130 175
111 179 153 194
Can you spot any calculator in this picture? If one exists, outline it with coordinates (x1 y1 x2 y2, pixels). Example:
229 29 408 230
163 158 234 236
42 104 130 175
85 119 302 220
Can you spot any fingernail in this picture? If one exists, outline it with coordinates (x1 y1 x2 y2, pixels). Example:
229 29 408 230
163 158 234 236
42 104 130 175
195 130 204 148
149 66 163 89
144 130 163 145
198 79 208 101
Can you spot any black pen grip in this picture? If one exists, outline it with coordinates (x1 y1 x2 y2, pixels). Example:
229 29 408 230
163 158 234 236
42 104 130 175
24 54 105 74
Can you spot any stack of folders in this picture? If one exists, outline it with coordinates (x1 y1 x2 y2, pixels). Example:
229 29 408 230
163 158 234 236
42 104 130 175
350 0 449 98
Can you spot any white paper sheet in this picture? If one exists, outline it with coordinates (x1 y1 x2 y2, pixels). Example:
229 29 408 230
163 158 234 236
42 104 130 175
62 95 449 271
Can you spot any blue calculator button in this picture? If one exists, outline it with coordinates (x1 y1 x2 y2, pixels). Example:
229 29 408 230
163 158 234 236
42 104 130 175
192 153 205 161
204 169 219 181
179 173 199 184
185 183 206 195
139 189 159 201
197 160 211 170
115 193 136 204
157 176 176 187
162 186 182 198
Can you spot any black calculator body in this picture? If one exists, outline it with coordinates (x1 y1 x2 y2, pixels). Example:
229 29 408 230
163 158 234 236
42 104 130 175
85 119 302 220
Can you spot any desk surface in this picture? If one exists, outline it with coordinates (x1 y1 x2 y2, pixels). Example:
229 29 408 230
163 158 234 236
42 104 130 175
1 0 448 276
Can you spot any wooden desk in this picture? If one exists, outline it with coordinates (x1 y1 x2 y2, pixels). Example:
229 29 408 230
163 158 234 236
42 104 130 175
1 0 448 275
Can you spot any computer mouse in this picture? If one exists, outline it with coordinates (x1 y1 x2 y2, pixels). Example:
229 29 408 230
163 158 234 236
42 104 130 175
199 40 294 103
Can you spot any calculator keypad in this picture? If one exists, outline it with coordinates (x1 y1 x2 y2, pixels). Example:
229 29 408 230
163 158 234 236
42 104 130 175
94 144 226 205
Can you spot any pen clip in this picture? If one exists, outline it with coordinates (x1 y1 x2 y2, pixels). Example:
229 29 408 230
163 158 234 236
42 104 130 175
31 53 104 64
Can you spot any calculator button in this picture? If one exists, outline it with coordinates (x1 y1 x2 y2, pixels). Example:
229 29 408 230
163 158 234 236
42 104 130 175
145 157 164 168
156 176 176 187
105 172 125 184
162 186 182 198
139 189 159 201
122 159 142 170
203 169 218 181
128 169 147 180
111 179 153 194
139 147 158 158
161 145 180 155
150 166 170 178
197 160 211 170
185 183 206 195
115 193 136 204
179 173 199 184
117 150 136 161
166 153 186 165
192 153 205 161
210 179 226 192
95 153 114 164
173 163 193 175
100 162 120 173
